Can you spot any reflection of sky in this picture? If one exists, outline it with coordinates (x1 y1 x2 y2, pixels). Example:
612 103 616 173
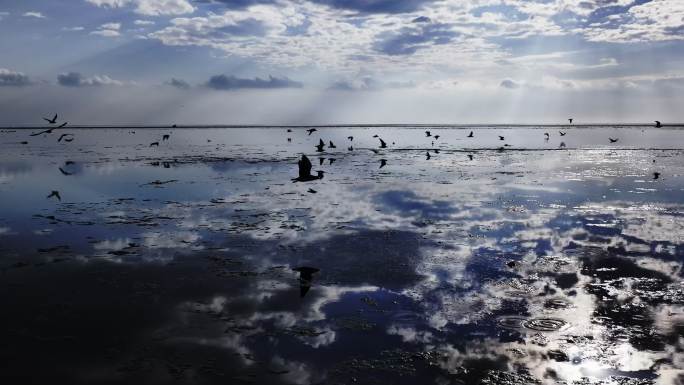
0 127 683 384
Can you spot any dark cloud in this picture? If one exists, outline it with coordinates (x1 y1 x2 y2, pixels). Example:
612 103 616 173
500 79 520 89
312 0 433 14
166 78 191 89
0 68 31 87
412 16 431 23
373 23 458 56
57 72 122 87
206 75 303 90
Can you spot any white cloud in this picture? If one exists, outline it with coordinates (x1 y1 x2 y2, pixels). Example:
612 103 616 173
85 0 194 16
22 11 45 19
134 19 154 25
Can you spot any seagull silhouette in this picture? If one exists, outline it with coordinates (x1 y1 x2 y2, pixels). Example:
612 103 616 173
426 151 431 160
379 159 387 168
348 146 353 151
292 155 324 182
655 121 662 128
559 131 566 136
328 141 336 149
293 266 319 298
30 127 55 136
57 133 73 142
307 128 317 135
467 154 474 160
347 136 353 141
162 134 170 141
315 139 325 152
425 131 431 137
379 138 387 148
372 134 379 138
150 142 159 147
609 138 619 143
43 114 58 124
58 122 68 128
287 138 292 142
544 132 550 138
434 135 440 140
307 188 317 194
287 129 292 132
58 167 73 176
47 190 61 201
559 142 566 148
467 131 474 138
499 135 505 141
568 118 573 124
653 172 660 180
329 158 335 165
318 157 326 166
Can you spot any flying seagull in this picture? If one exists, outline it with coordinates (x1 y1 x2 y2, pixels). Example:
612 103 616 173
347 136 353 141
434 135 440 140
425 131 431 137
653 172 660 180
379 138 387 148
544 132 550 138
150 142 160 147
467 131 474 138
57 134 73 142
307 128 317 135
43 114 58 124
379 159 387 168
307 188 317 194
372 134 379 138
329 158 335 165
568 118 573 124
609 138 619 143
655 121 662 128
287 129 292 132
162 134 170 141
559 131 566 136
287 138 292 142
328 141 336 149
319 157 326 166
426 151 431 160
348 146 353 151
47 190 61 201
30 127 55 136
58 122 68 128
292 155 324 182
58 167 73 176
315 139 325 152
467 154 474 161
499 135 505 141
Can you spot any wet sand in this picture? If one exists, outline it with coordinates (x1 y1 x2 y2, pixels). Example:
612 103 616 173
0 126 683 384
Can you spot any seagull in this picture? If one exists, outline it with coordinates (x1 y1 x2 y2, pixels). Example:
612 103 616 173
499 135 505 141
348 146 353 151
292 155 324 182
30 127 55 136
559 142 566 148
609 138 619 143
58 122 68 128
653 172 660 180
372 134 379 138
287 129 292 132
434 135 440 140
307 128 317 135
172 124 177 128
426 151 431 160
544 132 550 139
568 118 573 124
293 266 319 298
425 131 431 137
319 157 326 166
307 188 317 194
43 114 58 124
57 134 73 142
347 136 353 141
162 134 170 141
329 158 336 165
328 141 336 149
150 142 160 147
559 131 566 136
287 138 292 142
64 137 74 142
467 154 474 160
379 138 387 148
315 139 325 152
467 131 474 138
379 159 387 168
655 121 662 128
58 167 73 176
47 190 61 201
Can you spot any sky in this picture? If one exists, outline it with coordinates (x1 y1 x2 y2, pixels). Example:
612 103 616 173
0 0 683 125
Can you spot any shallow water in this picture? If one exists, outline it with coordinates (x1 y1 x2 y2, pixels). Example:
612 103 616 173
1 126 683 384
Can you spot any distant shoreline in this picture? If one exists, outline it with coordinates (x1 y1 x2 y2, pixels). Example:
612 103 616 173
1 124 683 129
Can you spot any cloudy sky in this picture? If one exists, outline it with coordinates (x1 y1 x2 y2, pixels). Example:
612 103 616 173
0 0 683 124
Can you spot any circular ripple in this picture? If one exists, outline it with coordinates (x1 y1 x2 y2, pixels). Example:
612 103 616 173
522 318 567 332
497 316 526 329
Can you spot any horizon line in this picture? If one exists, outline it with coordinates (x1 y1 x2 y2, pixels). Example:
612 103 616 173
1 123 682 129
